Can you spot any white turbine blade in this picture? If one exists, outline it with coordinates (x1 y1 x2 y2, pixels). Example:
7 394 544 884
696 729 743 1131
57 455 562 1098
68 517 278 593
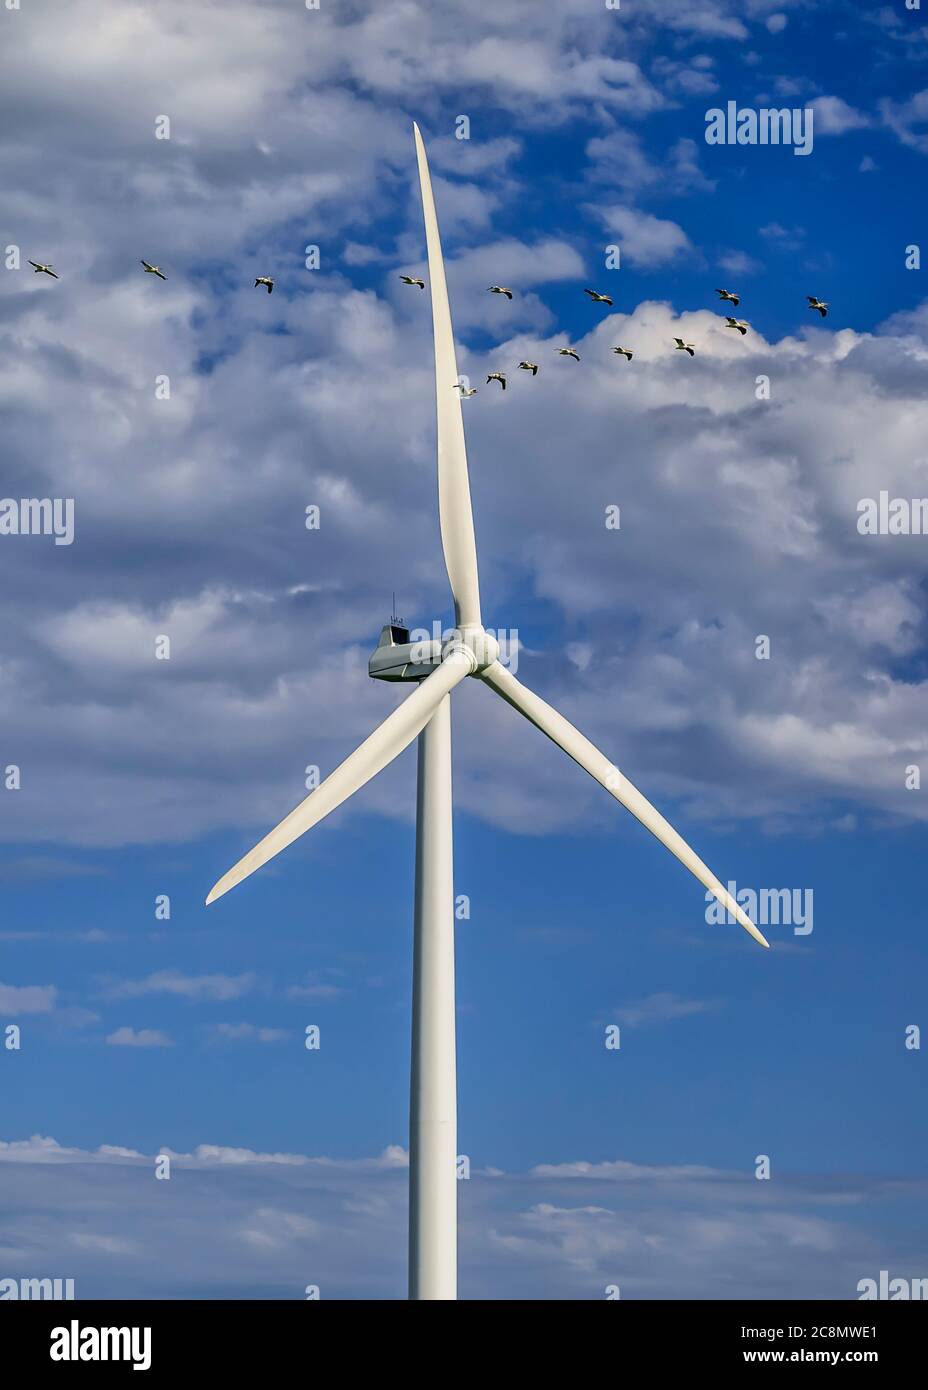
413 122 482 629
206 651 473 905
480 661 769 947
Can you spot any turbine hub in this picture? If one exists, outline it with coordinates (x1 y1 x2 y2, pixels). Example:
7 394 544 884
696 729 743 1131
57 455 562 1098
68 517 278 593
450 625 499 673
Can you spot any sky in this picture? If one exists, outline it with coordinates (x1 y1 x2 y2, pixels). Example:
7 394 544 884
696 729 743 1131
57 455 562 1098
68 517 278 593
0 0 926 1300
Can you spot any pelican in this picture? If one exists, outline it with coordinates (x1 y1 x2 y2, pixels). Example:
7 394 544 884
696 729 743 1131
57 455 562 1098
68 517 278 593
254 276 274 294
725 317 749 335
28 261 58 279
488 286 513 299
518 361 539 376
584 288 613 306
556 347 581 361
674 338 695 357
400 275 425 289
715 288 740 306
452 383 477 398
141 260 167 280
807 296 828 318
612 346 634 361
486 373 507 390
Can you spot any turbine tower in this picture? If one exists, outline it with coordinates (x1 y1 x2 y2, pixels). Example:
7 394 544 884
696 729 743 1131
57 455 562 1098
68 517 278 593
206 123 768 1301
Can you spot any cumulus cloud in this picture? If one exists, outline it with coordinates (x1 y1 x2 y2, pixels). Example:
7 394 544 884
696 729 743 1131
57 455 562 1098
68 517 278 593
0 1133 921 1298
586 131 716 196
590 208 694 267
0 0 925 870
810 96 871 135
880 89 928 154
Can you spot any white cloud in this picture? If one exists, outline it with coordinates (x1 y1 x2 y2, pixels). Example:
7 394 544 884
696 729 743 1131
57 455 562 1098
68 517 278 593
110 971 256 1001
0 1133 919 1297
211 1023 288 1043
105 1027 174 1047
810 96 871 135
880 89 928 154
718 249 763 277
614 992 719 1028
591 207 693 268
0 0 924 873
0 983 57 1015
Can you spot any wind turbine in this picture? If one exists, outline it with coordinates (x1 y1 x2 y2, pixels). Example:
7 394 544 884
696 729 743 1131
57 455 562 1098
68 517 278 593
206 122 768 1301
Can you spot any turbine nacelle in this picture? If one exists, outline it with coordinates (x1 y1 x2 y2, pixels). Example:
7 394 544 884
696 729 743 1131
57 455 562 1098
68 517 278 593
369 623 498 682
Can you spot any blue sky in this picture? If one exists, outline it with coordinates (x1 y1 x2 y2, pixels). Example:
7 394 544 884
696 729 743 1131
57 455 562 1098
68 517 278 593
1 0 926 1298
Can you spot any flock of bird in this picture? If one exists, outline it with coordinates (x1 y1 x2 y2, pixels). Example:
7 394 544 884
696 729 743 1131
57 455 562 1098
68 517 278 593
22 259 831 386
399 276 830 393
26 258 277 294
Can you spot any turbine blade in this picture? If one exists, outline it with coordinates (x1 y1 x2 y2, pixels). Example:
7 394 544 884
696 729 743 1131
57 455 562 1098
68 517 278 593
413 122 482 629
479 661 769 948
207 651 473 904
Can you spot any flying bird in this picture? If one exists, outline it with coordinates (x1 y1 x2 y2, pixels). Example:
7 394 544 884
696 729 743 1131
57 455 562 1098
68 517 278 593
452 383 477 398
674 338 696 357
612 346 634 361
715 288 740 306
487 286 513 299
807 296 828 318
725 318 749 335
400 275 425 289
518 361 538 375
486 373 507 390
28 261 58 278
254 276 274 294
556 347 581 361
584 288 613 306
141 260 167 280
